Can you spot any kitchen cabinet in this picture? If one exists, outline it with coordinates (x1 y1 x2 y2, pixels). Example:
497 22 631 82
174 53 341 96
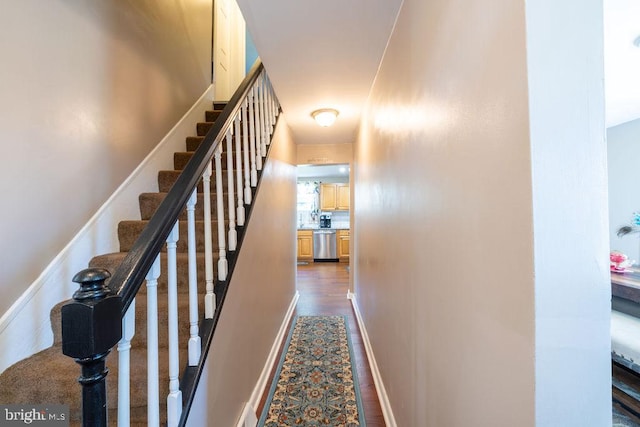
336 185 350 210
337 229 350 261
320 183 350 210
297 230 314 260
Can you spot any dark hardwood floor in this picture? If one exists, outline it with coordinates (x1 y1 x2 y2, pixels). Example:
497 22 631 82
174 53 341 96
614 363 640 425
257 261 386 426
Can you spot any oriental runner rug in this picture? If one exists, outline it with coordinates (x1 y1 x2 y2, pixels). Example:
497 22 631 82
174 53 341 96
258 315 366 426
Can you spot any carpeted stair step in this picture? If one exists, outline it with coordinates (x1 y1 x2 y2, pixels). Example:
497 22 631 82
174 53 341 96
49 293 200 351
158 169 234 193
88 252 216 297
205 110 223 122
196 121 249 138
0 343 187 425
174 151 241 170
196 122 213 136
185 135 245 152
186 136 205 152
118 220 233 253
158 170 204 193
139 192 230 221
213 101 227 110
113 296 200 350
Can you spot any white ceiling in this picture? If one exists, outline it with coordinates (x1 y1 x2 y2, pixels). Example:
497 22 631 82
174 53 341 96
238 0 640 146
236 0 403 145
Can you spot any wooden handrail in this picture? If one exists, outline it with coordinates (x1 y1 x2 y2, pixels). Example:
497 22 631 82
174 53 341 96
110 59 264 314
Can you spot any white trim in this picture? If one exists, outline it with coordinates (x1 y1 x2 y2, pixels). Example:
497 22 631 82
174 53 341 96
0 85 215 373
235 402 258 427
349 292 397 427
247 290 299 414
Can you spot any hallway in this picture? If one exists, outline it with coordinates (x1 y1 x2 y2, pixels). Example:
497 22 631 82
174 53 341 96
257 262 385 426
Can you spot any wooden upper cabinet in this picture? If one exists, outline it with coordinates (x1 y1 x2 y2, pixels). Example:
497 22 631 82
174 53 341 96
320 184 337 210
320 183 349 211
336 184 350 210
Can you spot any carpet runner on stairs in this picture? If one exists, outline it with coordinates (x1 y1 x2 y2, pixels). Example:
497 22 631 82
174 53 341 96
0 101 256 425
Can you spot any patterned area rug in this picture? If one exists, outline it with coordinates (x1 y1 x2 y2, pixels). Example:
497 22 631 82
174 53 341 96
258 315 365 426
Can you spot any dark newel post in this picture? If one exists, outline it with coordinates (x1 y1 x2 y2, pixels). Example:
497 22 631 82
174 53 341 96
61 268 122 427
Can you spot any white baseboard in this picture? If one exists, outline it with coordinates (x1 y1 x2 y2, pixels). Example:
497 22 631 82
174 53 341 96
236 402 258 427
0 85 215 374
246 291 299 419
349 292 397 427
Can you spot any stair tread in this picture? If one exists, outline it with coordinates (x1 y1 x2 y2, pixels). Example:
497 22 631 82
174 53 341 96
158 168 235 193
139 191 230 220
0 344 188 422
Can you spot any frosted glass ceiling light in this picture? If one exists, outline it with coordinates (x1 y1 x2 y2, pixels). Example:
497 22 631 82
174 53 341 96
311 108 339 127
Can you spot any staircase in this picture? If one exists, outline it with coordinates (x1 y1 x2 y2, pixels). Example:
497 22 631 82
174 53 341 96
0 62 279 426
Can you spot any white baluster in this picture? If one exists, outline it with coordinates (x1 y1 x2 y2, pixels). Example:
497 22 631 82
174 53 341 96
226 128 237 251
166 223 182 426
234 114 245 226
259 76 267 155
241 99 252 205
186 190 201 365
117 298 136 427
272 77 280 123
202 162 216 318
271 78 279 129
248 89 258 186
254 84 263 172
214 144 228 280
146 255 161 427
266 75 275 136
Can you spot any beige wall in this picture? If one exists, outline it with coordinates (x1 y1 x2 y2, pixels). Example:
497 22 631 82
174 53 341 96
354 0 608 425
296 142 353 165
187 118 297 426
0 1 212 316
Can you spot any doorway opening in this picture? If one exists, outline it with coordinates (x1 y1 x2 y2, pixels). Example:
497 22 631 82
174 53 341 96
295 163 351 271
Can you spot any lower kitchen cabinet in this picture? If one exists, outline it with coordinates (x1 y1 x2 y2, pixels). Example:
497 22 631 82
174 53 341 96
297 230 314 260
337 229 350 262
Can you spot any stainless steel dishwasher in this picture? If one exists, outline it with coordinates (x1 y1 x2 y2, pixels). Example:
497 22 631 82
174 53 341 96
313 229 338 261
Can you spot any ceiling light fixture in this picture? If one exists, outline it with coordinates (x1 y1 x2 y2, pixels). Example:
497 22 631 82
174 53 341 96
311 108 339 127
634 35 640 48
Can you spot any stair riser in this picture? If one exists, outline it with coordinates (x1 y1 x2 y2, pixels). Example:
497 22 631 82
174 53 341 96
204 110 223 122
158 169 235 193
139 192 231 221
49 253 219 345
174 150 243 171
89 253 217 294
196 121 251 137
118 220 235 253
186 136 246 152
121 297 198 350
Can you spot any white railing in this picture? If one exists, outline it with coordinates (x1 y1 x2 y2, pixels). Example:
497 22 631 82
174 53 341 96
104 65 279 426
